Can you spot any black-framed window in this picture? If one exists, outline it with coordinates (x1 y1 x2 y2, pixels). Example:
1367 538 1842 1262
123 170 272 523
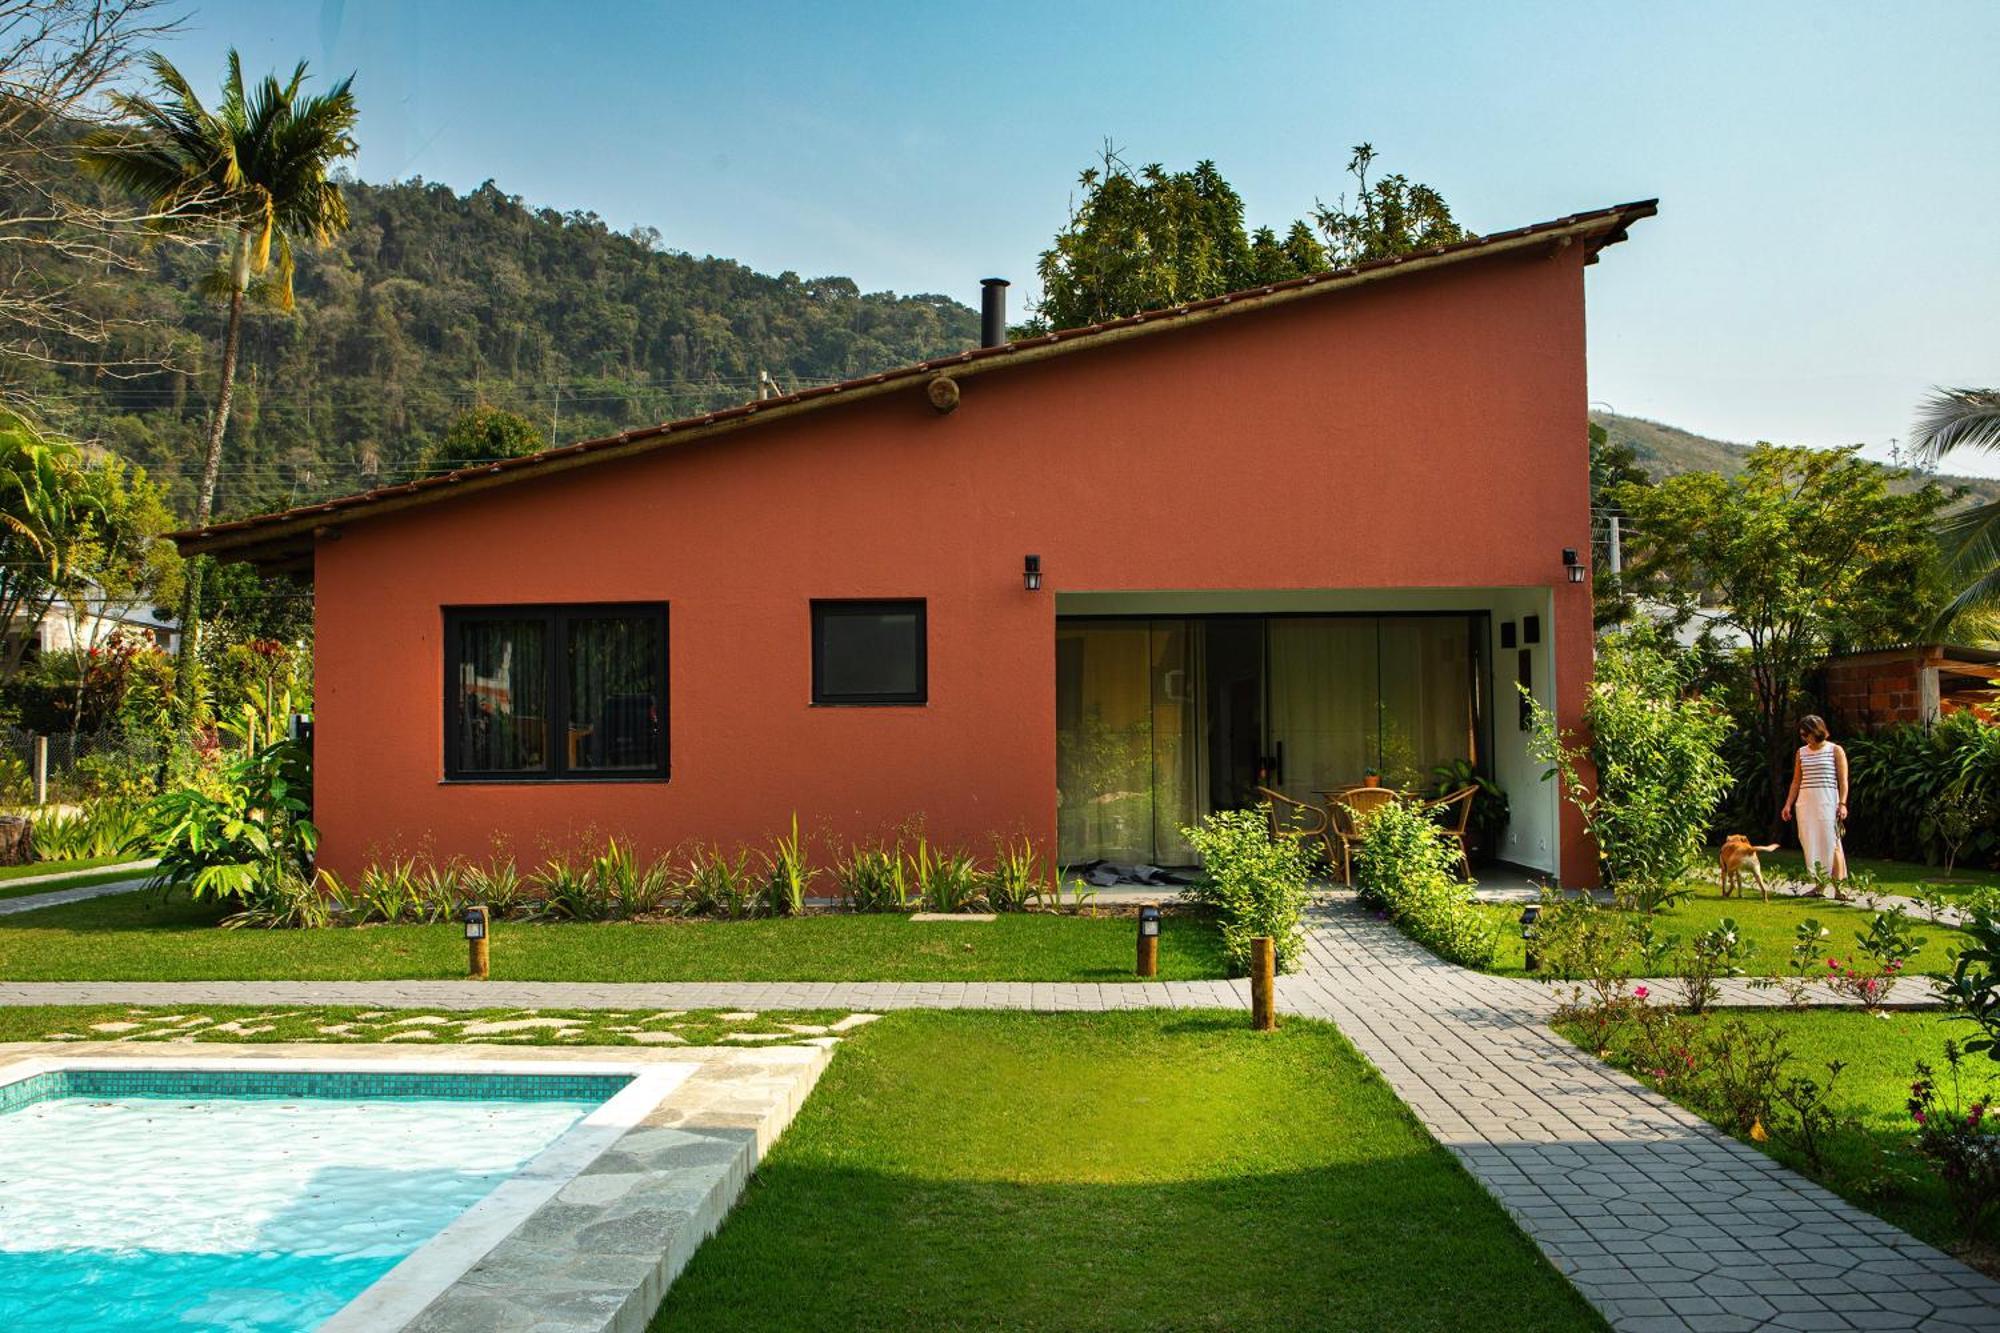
444 603 668 781
811 599 926 705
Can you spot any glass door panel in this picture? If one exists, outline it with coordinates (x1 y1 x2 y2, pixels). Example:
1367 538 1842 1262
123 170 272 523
1266 618 1379 804
1378 617 1478 787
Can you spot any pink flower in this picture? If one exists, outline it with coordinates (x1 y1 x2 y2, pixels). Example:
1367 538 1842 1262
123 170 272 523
1914 1110 1928 1125
1633 986 1650 1000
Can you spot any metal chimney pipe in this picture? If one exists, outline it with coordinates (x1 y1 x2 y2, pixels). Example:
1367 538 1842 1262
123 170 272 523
980 278 1009 348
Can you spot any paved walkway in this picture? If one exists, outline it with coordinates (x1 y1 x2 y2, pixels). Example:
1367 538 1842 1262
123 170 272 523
0 871 155 917
3 898 1994 1330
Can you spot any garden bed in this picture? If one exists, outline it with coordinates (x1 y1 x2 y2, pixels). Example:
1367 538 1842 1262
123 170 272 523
652 1010 1604 1331
0 894 1232 982
1554 1007 2000 1274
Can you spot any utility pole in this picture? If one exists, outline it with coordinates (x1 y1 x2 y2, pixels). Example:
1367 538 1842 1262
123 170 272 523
550 383 560 441
1608 513 1624 577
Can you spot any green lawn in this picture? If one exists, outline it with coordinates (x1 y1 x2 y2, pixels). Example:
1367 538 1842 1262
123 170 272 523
0 860 151 903
1476 878 1972 978
654 1011 1603 1332
0 893 1231 982
1759 851 2000 902
1557 1008 2000 1266
0 1004 856 1047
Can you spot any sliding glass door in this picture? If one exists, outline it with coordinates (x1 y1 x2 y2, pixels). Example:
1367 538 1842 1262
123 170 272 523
1055 621 1203 866
1056 613 1488 866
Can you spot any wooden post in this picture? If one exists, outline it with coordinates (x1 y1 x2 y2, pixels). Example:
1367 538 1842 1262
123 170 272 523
1136 901 1159 978
1250 936 1276 1031
31 735 47 807
467 906 490 980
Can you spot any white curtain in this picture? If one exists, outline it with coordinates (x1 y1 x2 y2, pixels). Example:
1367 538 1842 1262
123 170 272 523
1267 618 1379 803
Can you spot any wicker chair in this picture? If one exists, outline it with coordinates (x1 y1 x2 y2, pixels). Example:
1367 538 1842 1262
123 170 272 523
1421 784 1479 880
1329 786 1401 886
1254 786 1333 871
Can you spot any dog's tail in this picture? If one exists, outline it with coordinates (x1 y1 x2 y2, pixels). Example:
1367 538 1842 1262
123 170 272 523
1750 843 1778 852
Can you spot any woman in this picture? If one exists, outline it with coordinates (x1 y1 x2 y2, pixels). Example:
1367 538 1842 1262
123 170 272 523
1781 713 1849 889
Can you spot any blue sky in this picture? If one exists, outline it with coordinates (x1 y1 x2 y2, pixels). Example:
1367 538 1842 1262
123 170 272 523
152 0 2000 474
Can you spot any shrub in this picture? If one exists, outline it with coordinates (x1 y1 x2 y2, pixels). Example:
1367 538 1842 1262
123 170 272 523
678 845 759 919
914 840 984 914
32 799 146 860
833 843 913 912
1824 907 1925 1010
1179 806 1313 973
137 738 317 919
986 836 1048 911
1673 919 1754 1015
1908 1041 2000 1236
759 816 814 917
1347 799 1498 969
1847 713 2000 869
1528 626 1733 908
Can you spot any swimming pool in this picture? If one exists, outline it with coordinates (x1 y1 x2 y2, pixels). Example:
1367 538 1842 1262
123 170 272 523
0 1059 692 1331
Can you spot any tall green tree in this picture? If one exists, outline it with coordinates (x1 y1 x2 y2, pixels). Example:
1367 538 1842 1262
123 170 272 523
80 50 356 698
1032 145 1466 331
1617 444 1952 823
419 405 546 474
1912 386 2000 624
1312 143 1467 267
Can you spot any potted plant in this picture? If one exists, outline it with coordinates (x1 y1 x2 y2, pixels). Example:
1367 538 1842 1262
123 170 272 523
1361 767 1381 789
1427 758 1510 865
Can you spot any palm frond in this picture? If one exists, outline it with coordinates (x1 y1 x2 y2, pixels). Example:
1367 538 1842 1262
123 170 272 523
1913 387 2000 463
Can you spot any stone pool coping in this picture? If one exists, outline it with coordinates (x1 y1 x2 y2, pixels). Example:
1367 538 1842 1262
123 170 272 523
0 1039 835 1332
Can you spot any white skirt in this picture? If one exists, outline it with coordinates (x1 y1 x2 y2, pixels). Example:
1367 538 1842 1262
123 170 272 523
1797 789 1845 877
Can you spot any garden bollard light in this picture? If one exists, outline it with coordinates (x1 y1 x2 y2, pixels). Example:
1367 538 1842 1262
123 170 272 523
1137 902 1160 977
1519 904 1541 973
465 904 490 980
1251 936 1276 1031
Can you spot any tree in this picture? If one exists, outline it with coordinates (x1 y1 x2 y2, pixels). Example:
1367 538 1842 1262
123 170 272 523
1589 420 1649 627
0 0 191 385
1312 143 1467 267
0 409 180 688
1033 144 1466 331
1618 444 1951 822
80 50 357 700
1911 387 2000 625
420 405 546 474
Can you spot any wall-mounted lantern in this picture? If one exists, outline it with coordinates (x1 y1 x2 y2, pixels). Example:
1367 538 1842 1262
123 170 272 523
1563 548 1584 584
1024 554 1043 592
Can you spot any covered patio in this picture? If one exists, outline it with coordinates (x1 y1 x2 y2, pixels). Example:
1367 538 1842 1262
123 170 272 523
1055 587 1567 879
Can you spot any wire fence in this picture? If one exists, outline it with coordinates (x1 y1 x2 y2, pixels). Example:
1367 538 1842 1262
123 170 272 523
0 727 162 807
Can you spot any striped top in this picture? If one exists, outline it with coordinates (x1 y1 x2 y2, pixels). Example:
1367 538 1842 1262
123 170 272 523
1798 744 1840 793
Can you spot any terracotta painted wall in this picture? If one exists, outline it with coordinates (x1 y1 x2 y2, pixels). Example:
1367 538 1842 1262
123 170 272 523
313 249 1601 883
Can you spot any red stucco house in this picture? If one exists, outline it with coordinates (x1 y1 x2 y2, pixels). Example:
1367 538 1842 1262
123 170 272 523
176 200 1658 887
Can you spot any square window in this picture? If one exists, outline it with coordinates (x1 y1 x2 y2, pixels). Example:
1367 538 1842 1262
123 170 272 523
444 604 668 781
812 600 926 705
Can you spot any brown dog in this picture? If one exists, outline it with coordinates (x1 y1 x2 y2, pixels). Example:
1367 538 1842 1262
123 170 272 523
1718 835 1780 901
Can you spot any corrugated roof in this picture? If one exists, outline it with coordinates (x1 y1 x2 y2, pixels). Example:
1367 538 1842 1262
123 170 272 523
174 198 1658 567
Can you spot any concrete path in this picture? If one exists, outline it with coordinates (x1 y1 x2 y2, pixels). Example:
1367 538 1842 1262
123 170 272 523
1 897 1993 1329
0 872 155 917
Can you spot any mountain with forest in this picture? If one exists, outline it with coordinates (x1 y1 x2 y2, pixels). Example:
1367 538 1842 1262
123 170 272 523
19 176 981 522
1591 410 2000 505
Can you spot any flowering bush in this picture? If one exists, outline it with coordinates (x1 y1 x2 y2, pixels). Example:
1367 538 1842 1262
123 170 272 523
1673 919 1755 1015
1825 907 1926 1010
1908 1042 2000 1235
1180 806 1312 973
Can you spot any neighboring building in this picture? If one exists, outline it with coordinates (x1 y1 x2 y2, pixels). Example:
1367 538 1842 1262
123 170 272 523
16 590 179 658
174 200 1659 886
1818 643 2000 730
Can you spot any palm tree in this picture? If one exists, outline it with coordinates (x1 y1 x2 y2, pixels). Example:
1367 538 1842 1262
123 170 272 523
1912 387 2000 630
81 51 357 696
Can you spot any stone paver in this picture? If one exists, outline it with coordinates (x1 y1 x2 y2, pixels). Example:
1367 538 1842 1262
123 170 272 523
1 897 1994 1330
